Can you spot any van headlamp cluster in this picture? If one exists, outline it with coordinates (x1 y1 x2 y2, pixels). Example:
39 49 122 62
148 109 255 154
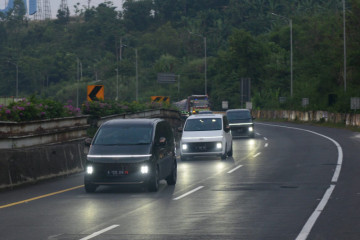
141 165 149 174
86 165 94 175
216 142 222 149
182 144 188 150
248 126 254 132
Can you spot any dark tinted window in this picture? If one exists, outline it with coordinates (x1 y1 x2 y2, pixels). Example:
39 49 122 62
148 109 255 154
184 118 222 131
93 126 153 145
227 111 251 120
155 121 167 144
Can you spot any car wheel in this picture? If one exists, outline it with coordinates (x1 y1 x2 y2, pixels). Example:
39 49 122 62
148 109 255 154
84 183 97 193
166 160 177 185
221 144 227 160
228 144 233 157
148 166 159 192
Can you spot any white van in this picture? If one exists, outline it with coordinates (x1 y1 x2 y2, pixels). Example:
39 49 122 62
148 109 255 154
179 114 233 160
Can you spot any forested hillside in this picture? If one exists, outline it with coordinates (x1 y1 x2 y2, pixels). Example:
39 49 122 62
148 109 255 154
0 0 359 111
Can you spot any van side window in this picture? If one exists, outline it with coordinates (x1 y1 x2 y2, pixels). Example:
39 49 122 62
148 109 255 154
155 121 167 145
165 122 174 147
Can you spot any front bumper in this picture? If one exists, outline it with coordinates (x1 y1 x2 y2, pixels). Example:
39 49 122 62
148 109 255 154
180 141 223 157
229 124 254 137
84 162 151 185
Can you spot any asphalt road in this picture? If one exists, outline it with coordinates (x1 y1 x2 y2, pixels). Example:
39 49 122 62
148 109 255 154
0 122 359 240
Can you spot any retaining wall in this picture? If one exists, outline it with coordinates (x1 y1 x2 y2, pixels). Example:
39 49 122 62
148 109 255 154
0 110 182 190
252 109 360 127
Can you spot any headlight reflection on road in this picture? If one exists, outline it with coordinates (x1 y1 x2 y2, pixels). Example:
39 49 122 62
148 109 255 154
248 139 256 146
82 202 99 224
178 163 191 185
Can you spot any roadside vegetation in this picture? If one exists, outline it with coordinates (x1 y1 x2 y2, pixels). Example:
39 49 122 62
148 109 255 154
0 0 359 113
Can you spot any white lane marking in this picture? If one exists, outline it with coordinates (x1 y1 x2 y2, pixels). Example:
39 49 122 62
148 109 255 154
173 186 204 201
263 137 268 141
257 123 343 240
253 152 261 158
227 165 243 174
296 185 335 240
256 132 261 136
79 225 119 240
265 143 269 148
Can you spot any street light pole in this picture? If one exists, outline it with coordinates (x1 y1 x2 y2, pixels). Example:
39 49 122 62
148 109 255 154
135 48 138 102
343 0 347 92
290 19 293 97
120 44 139 102
271 13 293 97
115 68 119 100
204 36 207 96
76 58 82 109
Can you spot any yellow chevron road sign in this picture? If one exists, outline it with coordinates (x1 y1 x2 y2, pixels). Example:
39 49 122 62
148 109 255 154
151 96 170 104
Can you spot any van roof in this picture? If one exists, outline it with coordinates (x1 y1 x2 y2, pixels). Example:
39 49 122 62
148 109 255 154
187 114 223 119
101 118 163 127
226 109 250 113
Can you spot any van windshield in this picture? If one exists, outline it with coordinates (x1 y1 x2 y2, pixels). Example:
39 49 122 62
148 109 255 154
93 126 153 145
184 118 222 131
227 111 251 121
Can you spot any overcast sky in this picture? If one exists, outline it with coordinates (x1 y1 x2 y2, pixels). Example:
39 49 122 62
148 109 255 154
0 0 123 19
52 0 124 18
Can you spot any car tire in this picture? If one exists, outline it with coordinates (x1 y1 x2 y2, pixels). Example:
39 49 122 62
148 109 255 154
84 183 97 193
148 166 159 192
228 144 233 157
166 160 177 185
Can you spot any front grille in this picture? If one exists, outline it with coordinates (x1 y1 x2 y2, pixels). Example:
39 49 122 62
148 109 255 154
185 142 221 153
230 126 250 136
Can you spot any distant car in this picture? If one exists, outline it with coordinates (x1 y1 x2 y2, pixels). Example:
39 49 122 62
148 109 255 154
84 118 177 193
179 114 232 160
226 109 255 138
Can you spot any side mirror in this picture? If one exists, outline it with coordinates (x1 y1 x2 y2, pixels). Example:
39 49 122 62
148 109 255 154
224 125 230 133
84 138 92 147
177 127 183 132
252 117 256 120
158 137 167 146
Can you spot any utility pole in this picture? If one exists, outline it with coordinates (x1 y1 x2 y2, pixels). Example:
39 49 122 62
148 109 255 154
343 0 347 92
189 32 207 95
271 13 293 97
135 48 138 102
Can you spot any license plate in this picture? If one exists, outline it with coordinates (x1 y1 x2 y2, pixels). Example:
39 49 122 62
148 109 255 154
107 170 128 176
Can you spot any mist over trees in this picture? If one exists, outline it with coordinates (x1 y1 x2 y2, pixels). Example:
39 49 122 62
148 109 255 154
0 0 359 111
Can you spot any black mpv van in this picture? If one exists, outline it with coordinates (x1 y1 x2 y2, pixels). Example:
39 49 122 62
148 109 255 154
84 118 177 192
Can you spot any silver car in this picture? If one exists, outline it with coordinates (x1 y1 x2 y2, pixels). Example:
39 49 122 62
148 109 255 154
179 114 233 160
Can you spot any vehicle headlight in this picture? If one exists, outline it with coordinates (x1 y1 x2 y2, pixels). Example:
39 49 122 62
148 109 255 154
216 142 222 149
86 165 94 175
141 165 149 174
249 126 254 132
182 144 188 150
